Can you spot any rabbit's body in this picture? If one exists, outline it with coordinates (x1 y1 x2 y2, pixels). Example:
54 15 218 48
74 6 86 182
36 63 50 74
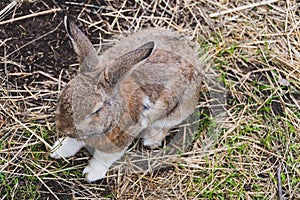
50 17 201 182
84 48 201 151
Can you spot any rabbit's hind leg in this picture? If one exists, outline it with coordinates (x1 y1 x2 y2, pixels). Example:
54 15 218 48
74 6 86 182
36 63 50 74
50 137 84 159
83 149 125 182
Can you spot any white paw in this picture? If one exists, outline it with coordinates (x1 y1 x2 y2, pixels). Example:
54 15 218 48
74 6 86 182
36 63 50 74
50 137 84 159
82 158 108 182
82 149 126 182
143 138 162 149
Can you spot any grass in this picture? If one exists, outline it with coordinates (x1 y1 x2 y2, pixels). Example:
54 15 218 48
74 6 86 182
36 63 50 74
1 0 299 199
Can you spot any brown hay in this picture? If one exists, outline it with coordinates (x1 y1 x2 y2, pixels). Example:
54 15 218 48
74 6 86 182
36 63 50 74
0 0 299 199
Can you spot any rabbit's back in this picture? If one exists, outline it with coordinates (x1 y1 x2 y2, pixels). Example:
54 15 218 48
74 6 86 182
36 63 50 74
98 28 199 72
114 47 201 140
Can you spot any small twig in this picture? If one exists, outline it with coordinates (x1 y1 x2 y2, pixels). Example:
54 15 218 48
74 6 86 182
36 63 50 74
277 167 284 200
26 164 60 200
0 103 51 149
209 0 279 18
0 8 62 25
0 0 17 21
65 1 101 9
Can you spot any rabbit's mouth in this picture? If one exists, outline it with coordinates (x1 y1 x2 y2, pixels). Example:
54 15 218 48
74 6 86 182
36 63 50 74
80 119 114 139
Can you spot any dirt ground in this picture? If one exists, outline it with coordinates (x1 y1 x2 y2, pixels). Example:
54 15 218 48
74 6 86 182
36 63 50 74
1 0 300 199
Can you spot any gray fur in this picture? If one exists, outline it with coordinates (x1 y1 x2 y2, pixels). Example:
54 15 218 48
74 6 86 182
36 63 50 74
50 17 202 182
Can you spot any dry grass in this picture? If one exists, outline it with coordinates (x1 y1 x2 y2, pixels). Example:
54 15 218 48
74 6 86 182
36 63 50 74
1 0 299 199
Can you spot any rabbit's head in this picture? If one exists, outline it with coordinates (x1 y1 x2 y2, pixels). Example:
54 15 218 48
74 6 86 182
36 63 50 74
56 17 154 139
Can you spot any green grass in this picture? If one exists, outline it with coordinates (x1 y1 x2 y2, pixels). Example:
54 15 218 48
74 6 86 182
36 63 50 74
1 0 299 199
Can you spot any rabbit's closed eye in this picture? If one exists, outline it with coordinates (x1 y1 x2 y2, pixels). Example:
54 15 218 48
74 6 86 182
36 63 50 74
89 102 104 116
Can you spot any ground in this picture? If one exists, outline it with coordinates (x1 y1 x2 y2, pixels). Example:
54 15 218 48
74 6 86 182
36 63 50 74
0 0 299 199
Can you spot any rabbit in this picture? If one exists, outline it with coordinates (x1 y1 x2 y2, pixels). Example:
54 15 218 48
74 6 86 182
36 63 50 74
50 16 202 182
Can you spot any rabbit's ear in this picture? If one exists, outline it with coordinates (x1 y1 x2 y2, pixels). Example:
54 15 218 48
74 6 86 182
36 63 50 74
64 16 99 73
99 41 155 88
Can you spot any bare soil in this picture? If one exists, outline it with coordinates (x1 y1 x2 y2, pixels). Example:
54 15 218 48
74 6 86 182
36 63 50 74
1 0 299 199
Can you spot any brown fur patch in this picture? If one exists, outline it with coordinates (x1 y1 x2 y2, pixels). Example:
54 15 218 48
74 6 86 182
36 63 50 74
179 58 198 83
147 49 180 64
56 84 75 136
127 83 165 123
148 49 198 84
106 125 134 149
128 92 143 123
140 83 165 102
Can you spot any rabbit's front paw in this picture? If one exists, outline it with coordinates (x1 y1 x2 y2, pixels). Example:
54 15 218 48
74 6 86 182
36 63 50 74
83 158 108 182
143 138 162 149
50 137 84 159
82 149 125 182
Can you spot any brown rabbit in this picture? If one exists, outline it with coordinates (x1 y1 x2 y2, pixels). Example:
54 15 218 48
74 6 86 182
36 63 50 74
50 16 201 182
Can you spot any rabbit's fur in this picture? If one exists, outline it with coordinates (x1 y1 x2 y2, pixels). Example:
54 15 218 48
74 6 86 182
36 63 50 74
50 17 202 182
